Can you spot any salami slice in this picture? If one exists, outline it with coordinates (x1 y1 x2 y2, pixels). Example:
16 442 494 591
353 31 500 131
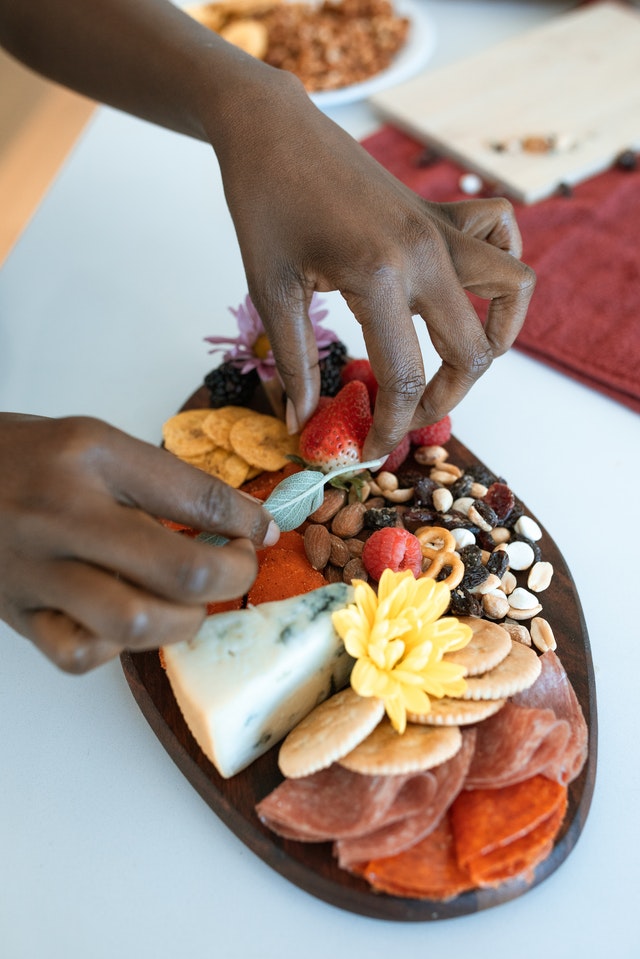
451 774 568 888
355 813 476 901
512 649 588 784
255 763 415 841
464 701 571 789
335 729 476 868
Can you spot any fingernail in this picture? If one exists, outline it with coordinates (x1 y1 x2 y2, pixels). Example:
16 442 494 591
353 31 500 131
263 520 280 547
285 398 299 434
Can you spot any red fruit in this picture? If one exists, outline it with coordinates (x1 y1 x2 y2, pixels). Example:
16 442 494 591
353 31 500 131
409 415 452 447
299 380 373 472
362 528 423 582
341 358 378 408
483 482 515 523
379 434 410 473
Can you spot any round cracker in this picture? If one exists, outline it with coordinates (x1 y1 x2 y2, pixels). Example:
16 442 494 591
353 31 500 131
461 640 542 701
338 720 462 776
229 412 299 471
443 618 512 677
407 697 506 726
162 409 215 456
202 406 254 451
278 688 385 779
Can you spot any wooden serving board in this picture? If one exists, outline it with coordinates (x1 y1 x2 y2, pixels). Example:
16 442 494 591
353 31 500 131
370 2 640 203
120 384 597 921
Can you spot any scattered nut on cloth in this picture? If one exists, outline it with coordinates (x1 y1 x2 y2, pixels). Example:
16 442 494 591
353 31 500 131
361 126 640 414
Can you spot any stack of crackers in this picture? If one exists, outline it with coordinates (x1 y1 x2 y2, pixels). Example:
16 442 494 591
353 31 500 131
278 618 541 778
162 406 299 488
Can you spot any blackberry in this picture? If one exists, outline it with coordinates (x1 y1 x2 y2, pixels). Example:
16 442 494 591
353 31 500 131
204 361 259 408
319 340 348 397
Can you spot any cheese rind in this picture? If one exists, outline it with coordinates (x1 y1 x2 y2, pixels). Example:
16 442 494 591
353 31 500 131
162 583 355 778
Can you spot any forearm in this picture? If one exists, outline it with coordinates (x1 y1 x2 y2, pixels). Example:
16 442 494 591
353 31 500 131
0 0 287 144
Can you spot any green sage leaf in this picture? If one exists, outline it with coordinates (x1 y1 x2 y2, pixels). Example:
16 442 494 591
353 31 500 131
196 458 383 544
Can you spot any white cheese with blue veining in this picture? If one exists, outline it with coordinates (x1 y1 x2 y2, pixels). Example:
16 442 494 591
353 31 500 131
162 583 354 779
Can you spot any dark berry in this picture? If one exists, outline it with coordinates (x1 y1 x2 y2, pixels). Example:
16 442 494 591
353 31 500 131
413 476 439 508
205 361 259 408
318 341 348 397
470 499 499 529
364 507 399 531
486 549 509 578
461 563 490 590
466 464 503 487
616 149 638 172
458 544 484 569
483 482 515 523
450 474 474 499
449 586 482 618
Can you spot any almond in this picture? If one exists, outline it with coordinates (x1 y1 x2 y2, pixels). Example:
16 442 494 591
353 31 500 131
331 502 366 538
345 537 364 558
343 557 368 584
329 534 351 568
304 524 332 570
308 487 347 524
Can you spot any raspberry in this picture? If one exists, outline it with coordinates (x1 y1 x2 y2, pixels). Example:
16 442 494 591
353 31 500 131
409 415 452 447
361 527 423 581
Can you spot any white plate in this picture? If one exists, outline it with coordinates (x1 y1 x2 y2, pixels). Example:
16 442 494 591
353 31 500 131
310 0 437 109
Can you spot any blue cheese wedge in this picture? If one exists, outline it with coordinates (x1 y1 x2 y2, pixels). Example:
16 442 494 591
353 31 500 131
162 583 355 779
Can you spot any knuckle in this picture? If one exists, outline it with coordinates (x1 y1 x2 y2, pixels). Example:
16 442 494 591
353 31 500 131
194 481 228 529
378 364 426 407
517 262 537 295
54 637 109 675
114 599 154 648
467 340 494 377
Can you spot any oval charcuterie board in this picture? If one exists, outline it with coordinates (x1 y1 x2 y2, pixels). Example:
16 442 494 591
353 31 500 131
120 385 597 921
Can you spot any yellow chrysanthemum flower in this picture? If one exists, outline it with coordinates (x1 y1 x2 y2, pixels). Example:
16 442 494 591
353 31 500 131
332 569 473 734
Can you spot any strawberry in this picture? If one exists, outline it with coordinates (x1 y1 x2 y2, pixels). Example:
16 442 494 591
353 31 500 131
409 415 452 447
299 380 372 472
341 358 378 408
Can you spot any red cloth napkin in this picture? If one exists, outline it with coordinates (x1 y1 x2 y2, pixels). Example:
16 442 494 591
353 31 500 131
361 125 640 414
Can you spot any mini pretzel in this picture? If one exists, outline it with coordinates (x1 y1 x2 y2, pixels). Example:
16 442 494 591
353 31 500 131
415 526 465 589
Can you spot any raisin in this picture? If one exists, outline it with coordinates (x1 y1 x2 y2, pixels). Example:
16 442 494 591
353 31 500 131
363 507 399 531
396 468 425 489
503 498 525 529
465 464 503 488
486 549 509 578
470 499 499 529
449 586 482 617
413 476 439 508
461 564 490 590
483 482 515 523
436 565 453 583
403 508 439 531
450 474 474 499
458 544 484 569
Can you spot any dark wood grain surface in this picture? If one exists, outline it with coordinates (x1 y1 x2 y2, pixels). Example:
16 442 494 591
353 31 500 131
121 385 597 921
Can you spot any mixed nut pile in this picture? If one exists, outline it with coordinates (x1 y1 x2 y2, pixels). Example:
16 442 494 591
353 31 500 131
302 443 557 655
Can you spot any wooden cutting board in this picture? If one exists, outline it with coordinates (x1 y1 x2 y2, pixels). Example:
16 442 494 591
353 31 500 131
370 2 640 203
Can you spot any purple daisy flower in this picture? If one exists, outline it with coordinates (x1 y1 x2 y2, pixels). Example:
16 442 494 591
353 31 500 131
204 293 337 382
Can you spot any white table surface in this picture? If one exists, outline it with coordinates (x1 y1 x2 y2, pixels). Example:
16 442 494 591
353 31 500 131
2 3 639 957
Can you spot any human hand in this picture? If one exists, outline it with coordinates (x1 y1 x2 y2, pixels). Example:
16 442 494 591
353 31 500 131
211 73 535 457
0 414 278 673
